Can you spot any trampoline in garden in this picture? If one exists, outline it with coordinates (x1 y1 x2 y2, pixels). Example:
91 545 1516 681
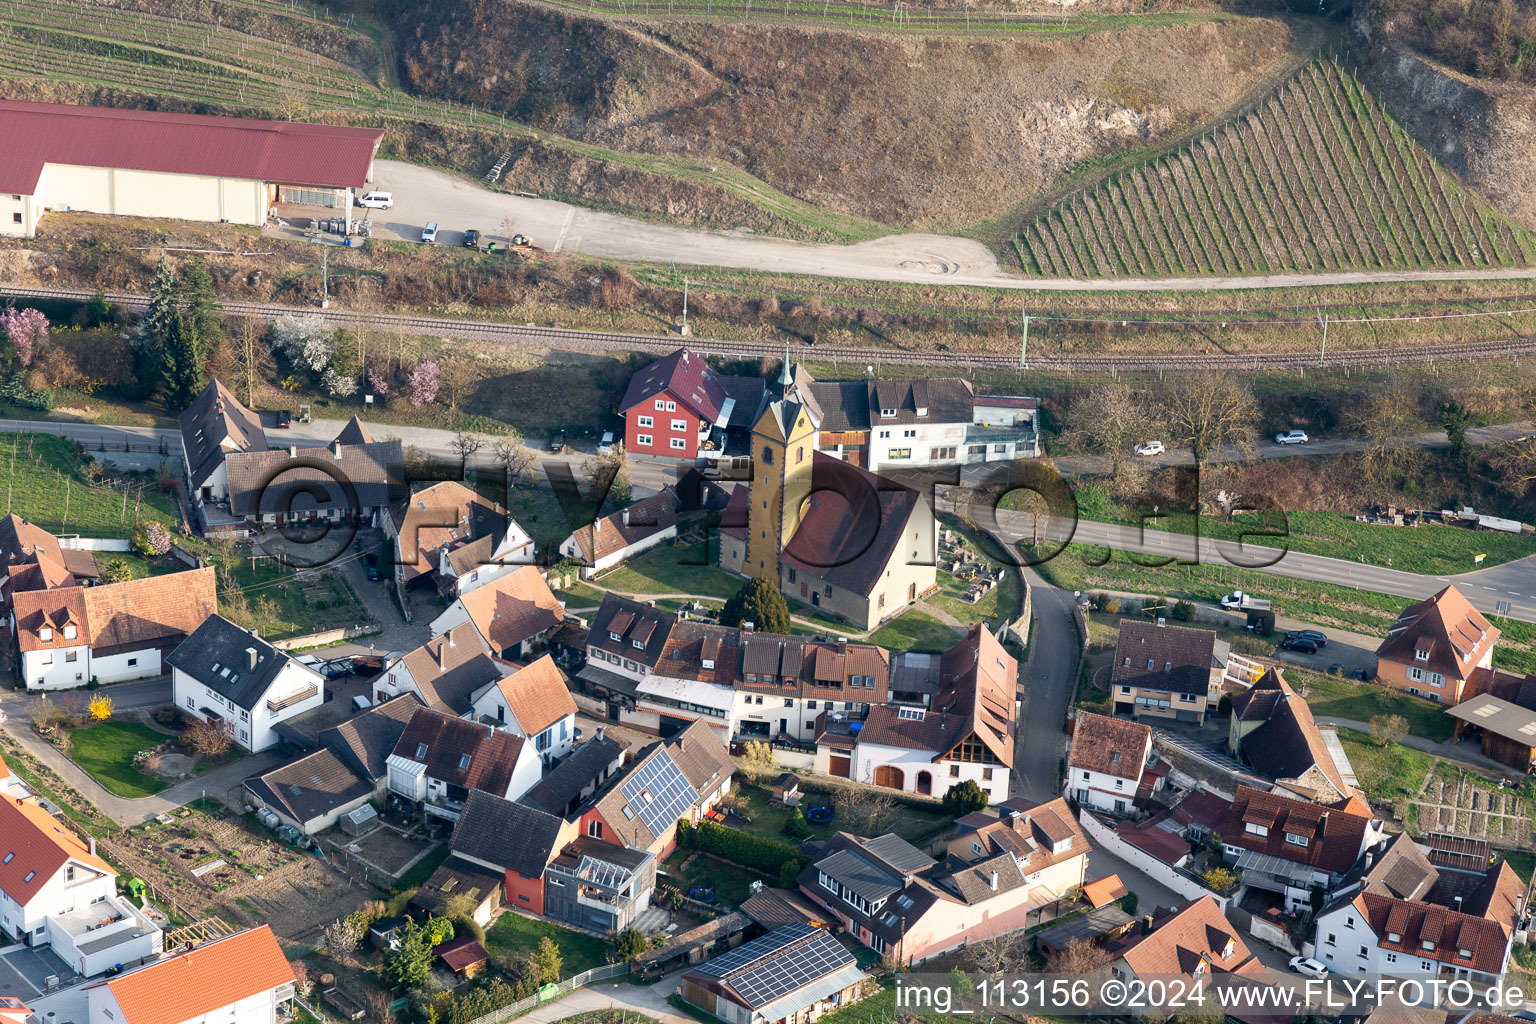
688 882 717 903
806 806 834 826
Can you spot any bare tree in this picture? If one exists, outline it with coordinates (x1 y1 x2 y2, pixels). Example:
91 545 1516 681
969 930 1024 975
1046 936 1111 974
1063 383 1150 480
493 432 539 486
1368 713 1409 748
1346 378 1419 484
322 916 366 959
841 786 897 836
25 696 58 732
1489 401 1536 494
437 358 480 427
449 431 485 467
587 441 632 506
436 891 476 921
231 317 273 408
183 717 234 757
1164 374 1256 465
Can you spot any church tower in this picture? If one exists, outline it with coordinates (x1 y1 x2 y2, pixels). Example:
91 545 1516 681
745 356 820 583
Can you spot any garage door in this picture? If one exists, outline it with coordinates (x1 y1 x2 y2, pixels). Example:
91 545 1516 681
829 755 850 779
278 185 342 208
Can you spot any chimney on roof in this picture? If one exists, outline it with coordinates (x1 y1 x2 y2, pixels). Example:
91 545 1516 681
988 871 997 891
247 647 258 670
1455 896 1463 911
89 836 96 857
622 507 630 527
1142 915 1154 935
333 442 344 460
250 628 259 637
596 726 605 742
744 621 755 633
594 518 602 534
289 446 297 458
1364 851 1374 869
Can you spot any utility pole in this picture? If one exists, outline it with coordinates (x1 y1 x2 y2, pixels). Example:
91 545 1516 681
320 247 329 309
1019 308 1029 369
1317 308 1326 366
678 277 690 336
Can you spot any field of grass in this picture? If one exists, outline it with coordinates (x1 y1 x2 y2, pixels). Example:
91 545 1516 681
64 721 169 799
1292 670 1454 742
595 541 741 601
866 608 964 652
661 849 768 909
731 779 952 847
1015 60 1536 277
0 433 180 538
484 909 613 975
1337 727 1435 802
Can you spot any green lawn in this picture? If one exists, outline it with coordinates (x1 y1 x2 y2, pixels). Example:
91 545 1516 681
661 850 769 909
1337 728 1435 802
0 432 180 538
1293 670 1455 743
596 541 743 600
484 910 613 975
66 720 168 798
732 780 952 847
925 568 1022 626
866 608 963 651
392 843 450 892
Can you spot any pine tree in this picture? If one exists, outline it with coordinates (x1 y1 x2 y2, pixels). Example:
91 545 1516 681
177 259 222 344
721 577 791 634
160 309 207 413
132 257 178 393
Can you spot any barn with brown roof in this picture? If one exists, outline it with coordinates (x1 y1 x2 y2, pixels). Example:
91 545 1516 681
0 99 385 238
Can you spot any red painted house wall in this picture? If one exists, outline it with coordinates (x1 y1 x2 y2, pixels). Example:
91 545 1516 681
623 390 704 460
502 869 544 915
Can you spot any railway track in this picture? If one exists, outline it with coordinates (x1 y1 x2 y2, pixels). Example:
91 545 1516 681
8 283 1536 374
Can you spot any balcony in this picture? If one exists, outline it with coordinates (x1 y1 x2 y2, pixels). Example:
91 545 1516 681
267 684 319 713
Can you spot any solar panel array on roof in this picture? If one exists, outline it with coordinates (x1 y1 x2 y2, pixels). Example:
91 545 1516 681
620 750 698 838
705 927 855 1008
697 923 817 978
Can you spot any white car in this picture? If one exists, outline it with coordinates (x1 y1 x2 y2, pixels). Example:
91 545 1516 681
1134 441 1165 457
1288 956 1329 979
421 222 438 243
356 191 393 209
1275 429 1309 445
597 431 615 455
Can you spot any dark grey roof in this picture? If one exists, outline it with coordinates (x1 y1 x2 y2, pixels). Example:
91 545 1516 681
167 614 309 710
718 374 768 427
522 735 624 816
804 381 872 432
410 855 503 915
225 440 405 517
319 693 423 781
451 789 563 878
243 747 371 826
333 416 375 446
814 848 901 903
861 834 935 875
177 379 267 489
803 378 974 432
1033 904 1135 951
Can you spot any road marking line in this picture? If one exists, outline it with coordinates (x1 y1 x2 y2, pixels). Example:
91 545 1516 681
1484 587 1497 591
552 207 575 253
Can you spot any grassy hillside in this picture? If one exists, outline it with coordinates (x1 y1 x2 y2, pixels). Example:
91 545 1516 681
0 433 179 538
1012 60 1536 276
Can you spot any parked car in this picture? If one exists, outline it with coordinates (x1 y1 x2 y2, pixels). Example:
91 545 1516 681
1285 629 1329 647
1279 636 1321 654
275 409 292 429
1275 429 1309 445
357 191 394 209
1134 440 1165 457
421 222 439 243
597 431 615 455
1289 956 1329 979
1349 667 1372 681
366 564 383 582
462 229 481 249
548 430 566 453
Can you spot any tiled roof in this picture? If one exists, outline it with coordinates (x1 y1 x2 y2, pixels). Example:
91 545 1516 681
319 693 423 782
243 748 371 825
1356 890 1514 975
1069 711 1151 778
780 452 925 599
452 789 563 878
225 440 404 517
0 515 83 593
167 612 314 710
391 707 526 797
456 566 564 654
397 623 502 715
1376 585 1498 683
619 348 729 424
1230 669 1352 799
1111 620 1218 697
0 796 114 904
433 936 488 972
1083 874 1129 908
17 566 216 655
1112 896 1255 977
589 594 677 669
805 378 974 431
739 888 837 931
333 416 374 446
394 481 510 584
98 925 294 1024
567 488 682 564
177 379 267 489
489 655 576 736
522 734 626 816
1222 786 1373 875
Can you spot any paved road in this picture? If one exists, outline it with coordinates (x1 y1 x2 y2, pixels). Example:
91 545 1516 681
348 161 1536 293
1012 570 1079 804
960 502 1536 624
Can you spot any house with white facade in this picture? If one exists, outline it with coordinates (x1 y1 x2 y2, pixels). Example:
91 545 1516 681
1220 786 1384 914
169 615 326 753
177 379 267 512
815 624 1016 804
386 706 542 820
390 480 534 597
374 624 506 715
14 566 217 691
797 798 1088 964
467 654 578 763
429 565 565 661
0 796 161 976
85 925 295 1024
1066 711 1153 814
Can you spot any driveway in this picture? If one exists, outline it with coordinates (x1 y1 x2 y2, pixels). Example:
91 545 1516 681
1084 847 1181 915
1012 571 1078 802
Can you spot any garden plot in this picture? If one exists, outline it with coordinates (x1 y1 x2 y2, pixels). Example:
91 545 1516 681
103 808 378 946
1416 767 1531 847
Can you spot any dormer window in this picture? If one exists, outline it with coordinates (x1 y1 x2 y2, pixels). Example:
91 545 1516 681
1458 948 1473 960
1387 932 1401 943
879 408 896 418
1221 938 1235 960
915 406 928 417
1284 833 1309 848
609 631 621 641
897 707 925 721
632 639 644 650
1421 940 1435 951
63 624 76 640
1415 650 1430 662
1244 822 1269 837
38 626 51 642
702 658 715 670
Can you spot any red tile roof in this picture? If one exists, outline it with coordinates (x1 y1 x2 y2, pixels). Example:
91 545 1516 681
1356 891 1513 975
1113 896 1256 977
457 566 563 653
1083 874 1129 908
1376 585 1498 686
1222 786 1374 875
493 655 577 736
0 100 383 195
1069 711 1151 778
12 566 216 654
0 796 115 904
100 925 294 1024
619 348 728 424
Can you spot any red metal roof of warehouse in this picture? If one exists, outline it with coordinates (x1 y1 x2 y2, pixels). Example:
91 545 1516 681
0 100 385 195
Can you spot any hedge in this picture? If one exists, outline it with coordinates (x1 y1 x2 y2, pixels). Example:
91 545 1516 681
679 818 807 878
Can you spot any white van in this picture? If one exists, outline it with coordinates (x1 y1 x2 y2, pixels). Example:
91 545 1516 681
421 222 439 243
357 191 393 209
598 431 615 454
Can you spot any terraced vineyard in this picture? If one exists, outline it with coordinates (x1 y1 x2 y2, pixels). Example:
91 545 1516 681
1013 61 1536 278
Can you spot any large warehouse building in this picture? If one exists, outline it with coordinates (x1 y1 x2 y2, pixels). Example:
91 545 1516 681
0 100 386 238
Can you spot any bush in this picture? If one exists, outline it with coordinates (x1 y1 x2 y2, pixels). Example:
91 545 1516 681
130 522 172 558
782 807 811 839
615 928 646 961
691 819 806 877
941 780 988 817
720 577 791 634
1171 599 1196 621
0 373 53 411
778 860 801 888
453 915 485 945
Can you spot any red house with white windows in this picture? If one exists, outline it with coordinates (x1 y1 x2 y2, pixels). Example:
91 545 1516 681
618 349 732 459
